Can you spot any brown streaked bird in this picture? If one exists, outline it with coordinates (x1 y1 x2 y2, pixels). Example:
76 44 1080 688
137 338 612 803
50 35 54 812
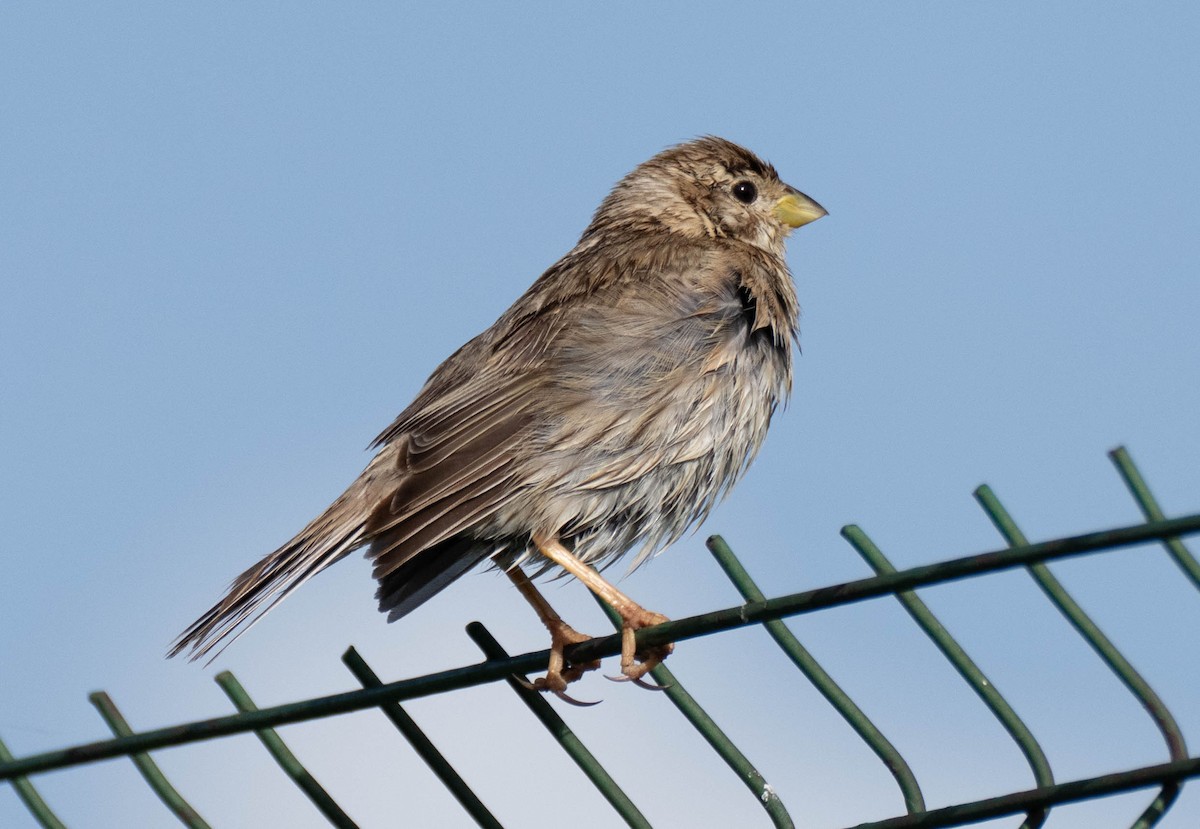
170 136 825 700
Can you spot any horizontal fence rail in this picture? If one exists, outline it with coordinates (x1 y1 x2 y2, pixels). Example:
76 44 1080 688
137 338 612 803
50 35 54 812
2 447 1198 828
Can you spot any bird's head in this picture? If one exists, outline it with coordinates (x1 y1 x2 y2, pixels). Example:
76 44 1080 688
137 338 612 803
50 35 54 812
586 136 826 255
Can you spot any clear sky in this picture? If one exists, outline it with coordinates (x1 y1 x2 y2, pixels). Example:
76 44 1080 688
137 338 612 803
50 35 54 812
3 4 1199 828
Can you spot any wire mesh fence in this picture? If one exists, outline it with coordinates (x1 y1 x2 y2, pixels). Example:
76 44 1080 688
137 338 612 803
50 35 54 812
2 446 1198 828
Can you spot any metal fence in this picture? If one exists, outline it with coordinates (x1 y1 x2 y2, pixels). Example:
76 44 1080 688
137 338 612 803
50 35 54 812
2 446 1198 828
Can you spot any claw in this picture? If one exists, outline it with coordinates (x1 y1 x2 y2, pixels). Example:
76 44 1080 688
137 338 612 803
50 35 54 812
553 689 602 707
632 675 671 691
513 673 602 705
604 672 671 690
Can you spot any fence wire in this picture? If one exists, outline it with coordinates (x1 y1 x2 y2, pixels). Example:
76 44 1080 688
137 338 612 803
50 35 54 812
2 446 1198 828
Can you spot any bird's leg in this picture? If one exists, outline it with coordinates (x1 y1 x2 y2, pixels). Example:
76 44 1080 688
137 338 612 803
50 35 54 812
504 565 601 702
532 533 673 684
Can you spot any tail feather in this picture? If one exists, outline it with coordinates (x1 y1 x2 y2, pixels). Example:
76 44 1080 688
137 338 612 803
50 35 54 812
169 486 371 663
375 537 496 622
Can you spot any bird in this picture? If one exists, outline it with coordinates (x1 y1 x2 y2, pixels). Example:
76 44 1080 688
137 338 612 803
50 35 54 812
170 136 825 701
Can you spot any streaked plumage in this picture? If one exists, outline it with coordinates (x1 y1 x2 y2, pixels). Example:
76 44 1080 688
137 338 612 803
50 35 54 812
171 137 824 683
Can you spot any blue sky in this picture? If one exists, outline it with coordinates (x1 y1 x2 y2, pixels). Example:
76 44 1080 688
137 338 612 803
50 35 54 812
2 4 1199 827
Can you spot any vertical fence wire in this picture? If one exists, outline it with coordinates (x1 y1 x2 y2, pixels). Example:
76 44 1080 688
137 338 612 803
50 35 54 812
341 647 506 829
706 534 926 815
87 692 211 829
973 484 1188 829
213 671 360 829
465 622 653 829
1109 447 1200 590
0 735 67 829
591 595 796 829
840 526 1053 829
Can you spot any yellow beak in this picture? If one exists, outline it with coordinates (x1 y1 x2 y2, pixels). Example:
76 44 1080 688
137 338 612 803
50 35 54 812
773 191 827 228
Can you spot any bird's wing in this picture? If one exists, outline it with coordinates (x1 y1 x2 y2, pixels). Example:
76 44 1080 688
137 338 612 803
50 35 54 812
360 253 643 582
363 370 539 580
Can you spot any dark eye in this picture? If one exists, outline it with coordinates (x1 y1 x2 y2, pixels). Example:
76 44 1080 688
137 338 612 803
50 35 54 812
732 180 758 204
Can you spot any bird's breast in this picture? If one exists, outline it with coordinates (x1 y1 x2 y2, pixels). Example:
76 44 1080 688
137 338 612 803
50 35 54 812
486 273 792 569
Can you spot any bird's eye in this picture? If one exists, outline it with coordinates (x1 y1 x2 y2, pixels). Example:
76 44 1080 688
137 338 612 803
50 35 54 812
732 180 758 204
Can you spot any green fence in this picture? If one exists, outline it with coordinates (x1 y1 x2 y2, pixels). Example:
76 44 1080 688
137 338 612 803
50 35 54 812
3 446 1198 828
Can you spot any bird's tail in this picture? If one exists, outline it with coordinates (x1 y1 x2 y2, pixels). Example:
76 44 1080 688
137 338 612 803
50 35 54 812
169 475 377 663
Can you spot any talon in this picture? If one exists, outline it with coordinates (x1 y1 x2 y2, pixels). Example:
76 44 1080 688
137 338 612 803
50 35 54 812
631 675 670 691
603 672 668 691
516 667 601 702
553 689 602 707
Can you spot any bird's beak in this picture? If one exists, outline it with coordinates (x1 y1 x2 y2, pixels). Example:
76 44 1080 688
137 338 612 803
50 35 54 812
773 191 827 228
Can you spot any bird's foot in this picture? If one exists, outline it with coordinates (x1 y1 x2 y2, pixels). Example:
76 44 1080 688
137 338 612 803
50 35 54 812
517 619 602 706
605 606 673 688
